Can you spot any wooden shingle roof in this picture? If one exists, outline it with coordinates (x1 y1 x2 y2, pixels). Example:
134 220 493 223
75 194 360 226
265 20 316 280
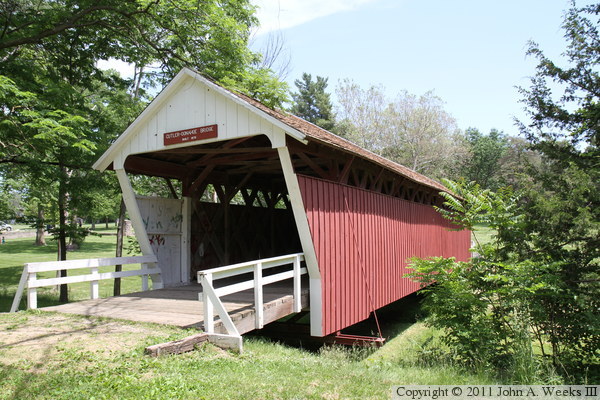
234 91 448 193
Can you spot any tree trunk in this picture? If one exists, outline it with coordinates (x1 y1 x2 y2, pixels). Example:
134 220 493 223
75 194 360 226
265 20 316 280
35 204 46 246
133 64 144 99
105 216 109 229
114 198 126 296
58 165 68 302
68 215 80 250
91 220 96 230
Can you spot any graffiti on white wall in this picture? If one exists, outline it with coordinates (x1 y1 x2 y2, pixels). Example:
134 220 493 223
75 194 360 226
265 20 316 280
139 198 183 235
137 196 184 286
149 234 166 253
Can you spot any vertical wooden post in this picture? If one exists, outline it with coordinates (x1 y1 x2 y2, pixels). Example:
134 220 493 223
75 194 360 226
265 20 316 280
277 146 323 337
181 196 192 284
200 273 214 333
27 270 37 309
224 186 230 265
57 164 68 303
254 262 264 329
114 197 126 296
293 255 302 313
90 266 99 299
269 192 275 255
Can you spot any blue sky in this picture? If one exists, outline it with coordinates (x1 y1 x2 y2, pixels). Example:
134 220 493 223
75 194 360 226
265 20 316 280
250 0 591 137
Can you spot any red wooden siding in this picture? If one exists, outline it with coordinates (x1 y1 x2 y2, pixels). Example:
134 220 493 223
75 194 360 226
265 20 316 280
298 175 471 336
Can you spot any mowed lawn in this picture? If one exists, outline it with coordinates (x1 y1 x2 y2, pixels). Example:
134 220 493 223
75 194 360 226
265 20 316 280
0 233 143 312
471 223 495 246
0 311 496 400
0 226 501 399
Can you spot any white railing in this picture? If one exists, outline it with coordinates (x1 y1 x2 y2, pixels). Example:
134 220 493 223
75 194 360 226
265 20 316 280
10 255 161 312
198 253 306 336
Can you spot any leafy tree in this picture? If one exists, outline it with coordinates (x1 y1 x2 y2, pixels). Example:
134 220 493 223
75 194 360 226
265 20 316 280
0 0 286 106
2 164 57 246
335 79 390 150
380 90 465 179
407 185 528 378
459 128 509 190
409 179 597 382
517 3 600 164
336 80 466 179
515 1 600 367
497 136 541 189
0 175 22 220
291 73 336 131
410 2 600 381
0 0 288 301
70 172 120 229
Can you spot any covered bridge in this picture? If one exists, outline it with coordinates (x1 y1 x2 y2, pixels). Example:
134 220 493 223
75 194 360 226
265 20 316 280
93 68 470 338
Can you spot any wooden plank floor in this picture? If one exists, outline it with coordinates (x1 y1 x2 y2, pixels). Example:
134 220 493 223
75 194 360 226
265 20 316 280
42 279 309 335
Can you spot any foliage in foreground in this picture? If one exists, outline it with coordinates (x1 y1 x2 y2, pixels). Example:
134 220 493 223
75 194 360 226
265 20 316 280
409 3 600 383
408 180 599 383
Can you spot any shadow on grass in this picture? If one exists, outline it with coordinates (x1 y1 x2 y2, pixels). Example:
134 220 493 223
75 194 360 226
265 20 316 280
250 292 425 356
0 236 119 313
339 292 424 339
0 312 110 400
0 236 115 257
0 266 69 312
0 266 22 287
73 240 117 254
0 240 57 255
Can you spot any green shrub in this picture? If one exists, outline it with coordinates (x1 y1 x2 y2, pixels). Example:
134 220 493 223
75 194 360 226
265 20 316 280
407 179 598 383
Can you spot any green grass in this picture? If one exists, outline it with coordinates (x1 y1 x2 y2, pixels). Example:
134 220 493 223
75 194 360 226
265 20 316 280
0 232 553 398
472 223 495 246
86 223 119 233
0 312 497 400
1 222 118 233
0 235 142 312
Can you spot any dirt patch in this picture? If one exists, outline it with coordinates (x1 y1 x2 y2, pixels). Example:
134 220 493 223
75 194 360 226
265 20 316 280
0 311 184 372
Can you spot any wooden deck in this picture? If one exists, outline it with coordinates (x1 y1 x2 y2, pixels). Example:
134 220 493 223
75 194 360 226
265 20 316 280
42 279 309 335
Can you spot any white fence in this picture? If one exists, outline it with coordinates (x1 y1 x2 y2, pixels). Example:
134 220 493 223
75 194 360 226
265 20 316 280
10 255 161 312
198 253 306 336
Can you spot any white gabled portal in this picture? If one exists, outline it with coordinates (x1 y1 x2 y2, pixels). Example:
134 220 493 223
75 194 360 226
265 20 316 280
94 68 329 337
93 68 304 172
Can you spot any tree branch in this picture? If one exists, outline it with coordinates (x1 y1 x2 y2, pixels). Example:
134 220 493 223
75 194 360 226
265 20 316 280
0 1 160 50
0 157 93 170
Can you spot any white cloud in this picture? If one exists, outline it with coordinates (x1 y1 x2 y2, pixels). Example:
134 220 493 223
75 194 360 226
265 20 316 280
252 0 377 34
97 1 378 76
96 59 135 78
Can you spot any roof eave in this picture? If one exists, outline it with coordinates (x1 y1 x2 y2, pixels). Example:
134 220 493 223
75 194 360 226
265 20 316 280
93 68 306 172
